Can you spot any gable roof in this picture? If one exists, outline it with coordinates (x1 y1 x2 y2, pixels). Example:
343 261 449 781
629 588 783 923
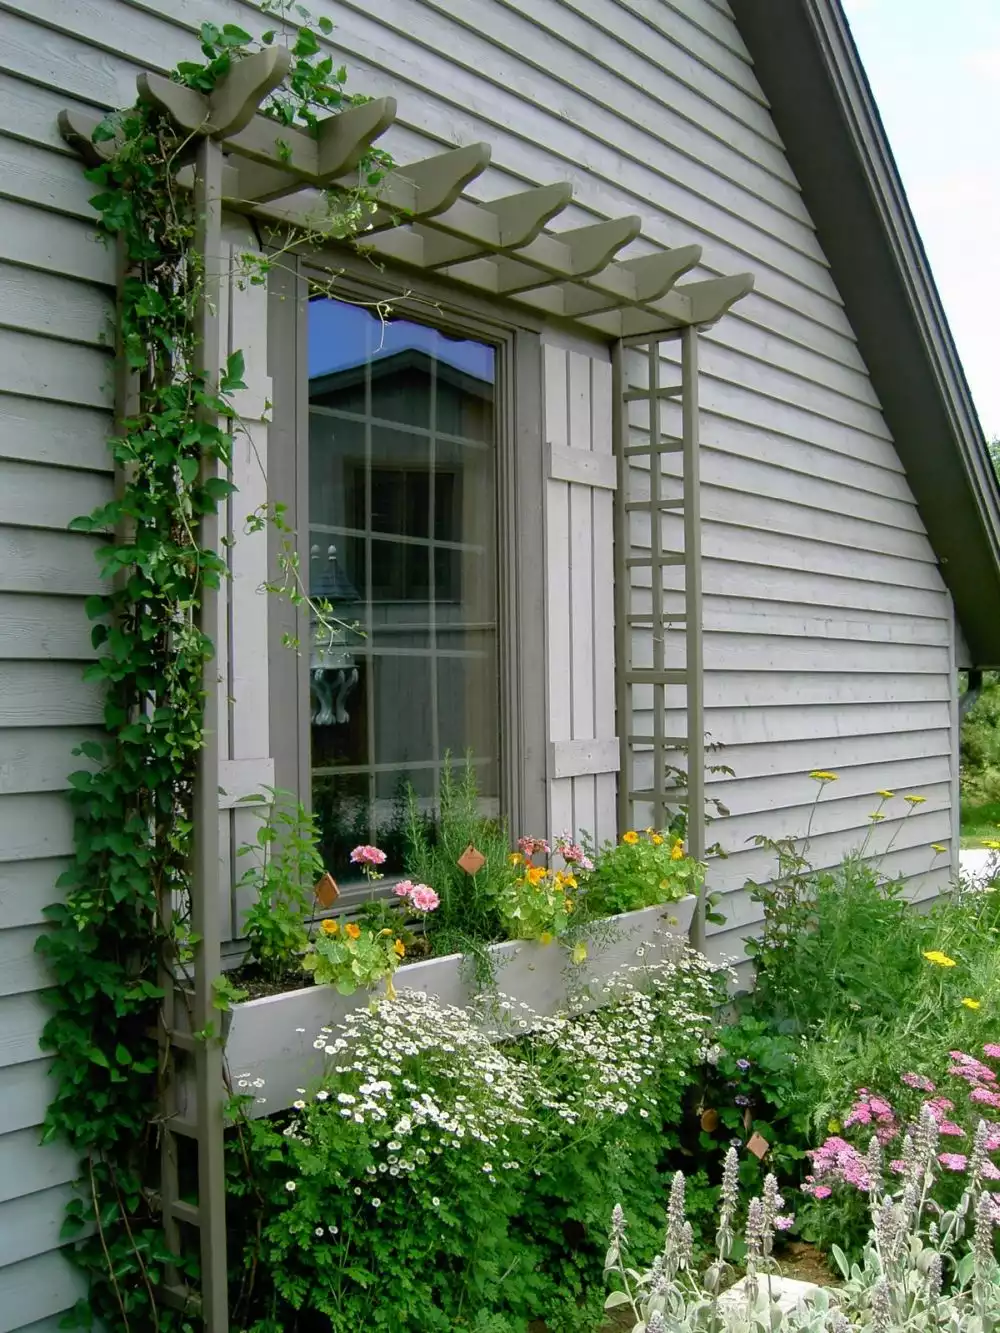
729 0 1000 665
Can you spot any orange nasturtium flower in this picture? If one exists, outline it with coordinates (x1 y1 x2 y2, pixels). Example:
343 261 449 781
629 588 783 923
651 834 664 846
345 922 362 941
671 842 685 861
923 950 956 968
320 919 339 935
622 830 639 845
526 865 547 887
393 939 406 958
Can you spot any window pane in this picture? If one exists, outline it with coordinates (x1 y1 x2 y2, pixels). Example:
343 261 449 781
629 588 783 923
307 296 500 879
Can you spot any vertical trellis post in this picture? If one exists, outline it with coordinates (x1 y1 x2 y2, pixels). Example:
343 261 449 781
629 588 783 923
615 328 710 948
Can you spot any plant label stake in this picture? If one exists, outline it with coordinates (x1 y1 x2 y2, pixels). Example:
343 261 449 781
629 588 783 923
747 1131 769 1160
314 872 339 909
457 844 486 875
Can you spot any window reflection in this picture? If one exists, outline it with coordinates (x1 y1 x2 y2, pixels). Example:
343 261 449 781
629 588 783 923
308 298 499 874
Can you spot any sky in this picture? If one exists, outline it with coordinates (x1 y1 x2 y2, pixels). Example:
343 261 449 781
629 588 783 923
842 0 1000 440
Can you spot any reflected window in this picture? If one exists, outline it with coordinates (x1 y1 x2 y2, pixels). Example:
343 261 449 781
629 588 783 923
307 298 499 874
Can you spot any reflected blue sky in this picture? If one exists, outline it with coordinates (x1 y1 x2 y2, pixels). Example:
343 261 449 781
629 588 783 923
308 297 495 384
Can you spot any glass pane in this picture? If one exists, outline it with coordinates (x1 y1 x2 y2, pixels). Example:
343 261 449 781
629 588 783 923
308 296 500 881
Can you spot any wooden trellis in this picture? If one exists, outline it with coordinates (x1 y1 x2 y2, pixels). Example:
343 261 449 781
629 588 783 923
59 46 753 1330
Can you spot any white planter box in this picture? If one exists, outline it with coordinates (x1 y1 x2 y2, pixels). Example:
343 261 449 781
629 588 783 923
217 897 696 1116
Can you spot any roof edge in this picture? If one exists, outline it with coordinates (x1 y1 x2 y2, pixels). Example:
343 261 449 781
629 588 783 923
730 0 1000 664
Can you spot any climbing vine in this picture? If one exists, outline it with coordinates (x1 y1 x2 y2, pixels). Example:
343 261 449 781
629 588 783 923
36 9 392 1328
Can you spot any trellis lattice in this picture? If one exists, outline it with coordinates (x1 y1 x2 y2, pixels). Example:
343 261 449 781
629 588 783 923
58 45 754 1332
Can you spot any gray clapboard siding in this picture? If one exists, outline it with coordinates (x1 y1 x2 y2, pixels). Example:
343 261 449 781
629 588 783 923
0 795 75 863
0 1059 56 1137
0 329 111 408
666 701 953 747
0 859 68 930
0 262 113 348
698 611 948 646
704 729 952 783
0 462 112 532
0 200 111 284
0 1249 85 1333
0 728 101 793
0 1130 77 1205
0 925 52 997
0 993 48 1068
700 757 951 822
0 666 103 729
0 395 111 472
0 529 105 598
0 1184 81 1273
0 135 98 221
0 69 97 157
0 598 100 663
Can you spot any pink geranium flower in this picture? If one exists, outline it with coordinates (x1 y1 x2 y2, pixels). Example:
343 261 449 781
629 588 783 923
518 835 550 857
350 844 387 866
393 879 415 898
407 884 440 913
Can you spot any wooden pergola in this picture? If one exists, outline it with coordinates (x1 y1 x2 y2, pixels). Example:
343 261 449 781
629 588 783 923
59 47 753 1330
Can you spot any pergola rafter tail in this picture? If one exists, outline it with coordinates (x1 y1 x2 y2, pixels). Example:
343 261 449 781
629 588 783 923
59 48 753 339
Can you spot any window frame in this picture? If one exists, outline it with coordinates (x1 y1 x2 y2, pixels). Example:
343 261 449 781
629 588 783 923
266 253 547 857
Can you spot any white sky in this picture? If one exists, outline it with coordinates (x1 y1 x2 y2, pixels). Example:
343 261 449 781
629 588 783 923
843 0 1000 440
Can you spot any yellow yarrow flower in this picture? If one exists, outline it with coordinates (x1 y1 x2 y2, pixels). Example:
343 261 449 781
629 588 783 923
923 950 957 968
868 812 886 823
571 940 588 965
930 843 948 854
876 789 895 799
828 1119 842 1135
320 919 339 935
962 998 981 1010
622 830 639 845
810 770 838 782
982 840 1000 851
904 794 927 805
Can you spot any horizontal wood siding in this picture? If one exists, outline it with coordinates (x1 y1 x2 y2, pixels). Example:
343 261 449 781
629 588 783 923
0 6 117 1311
0 0 960 1321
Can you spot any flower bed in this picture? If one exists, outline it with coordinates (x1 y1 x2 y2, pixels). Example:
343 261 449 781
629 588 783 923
212 897 696 1116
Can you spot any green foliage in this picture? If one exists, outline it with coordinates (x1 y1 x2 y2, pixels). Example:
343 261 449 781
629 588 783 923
229 951 725 1331
403 757 515 956
44 8 394 1327
581 828 705 918
301 918 404 992
961 672 1000 812
237 790 325 981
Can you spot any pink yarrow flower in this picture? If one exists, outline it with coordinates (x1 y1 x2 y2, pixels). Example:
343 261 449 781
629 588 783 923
407 884 440 913
984 1044 1000 1061
774 1215 795 1232
350 844 387 867
939 1153 969 1172
901 1072 936 1093
971 1088 1000 1110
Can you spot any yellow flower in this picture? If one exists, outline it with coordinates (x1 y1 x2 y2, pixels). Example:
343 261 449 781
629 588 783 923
320 919 339 935
930 843 948 854
868 812 886 822
555 872 577 890
622 830 639 845
571 940 588 965
508 852 523 866
962 998 981 1010
564 898 575 913
876 790 895 800
526 865 547 887
810 771 838 782
904 794 927 805
671 843 685 861
923 950 956 968
539 931 554 946
393 938 406 958
982 840 1000 851
345 922 361 941
828 1119 842 1135
651 834 664 846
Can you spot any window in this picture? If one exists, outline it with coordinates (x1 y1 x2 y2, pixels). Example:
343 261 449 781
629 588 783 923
306 297 500 874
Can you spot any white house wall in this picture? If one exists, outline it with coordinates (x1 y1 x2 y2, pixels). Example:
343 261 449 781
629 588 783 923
0 0 958 1322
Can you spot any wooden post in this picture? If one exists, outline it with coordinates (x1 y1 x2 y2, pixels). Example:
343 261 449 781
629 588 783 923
681 325 706 951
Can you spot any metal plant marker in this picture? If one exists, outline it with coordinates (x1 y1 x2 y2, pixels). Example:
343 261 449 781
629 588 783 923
59 45 753 1329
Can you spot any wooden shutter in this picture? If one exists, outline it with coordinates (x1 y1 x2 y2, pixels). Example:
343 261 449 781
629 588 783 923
542 340 618 848
217 222 274 944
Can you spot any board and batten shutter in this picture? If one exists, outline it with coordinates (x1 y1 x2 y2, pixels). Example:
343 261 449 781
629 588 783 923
542 340 618 849
216 223 274 943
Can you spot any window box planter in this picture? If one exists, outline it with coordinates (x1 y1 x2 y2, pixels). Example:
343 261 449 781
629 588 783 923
213 897 696 1116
